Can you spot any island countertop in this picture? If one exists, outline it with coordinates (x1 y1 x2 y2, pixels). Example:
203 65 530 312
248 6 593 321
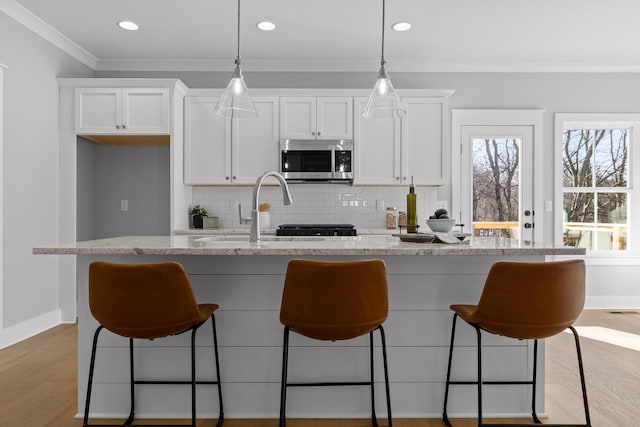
33 234 586 256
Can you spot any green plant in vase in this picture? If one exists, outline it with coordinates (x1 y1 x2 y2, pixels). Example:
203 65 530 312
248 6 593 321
190 205 208 229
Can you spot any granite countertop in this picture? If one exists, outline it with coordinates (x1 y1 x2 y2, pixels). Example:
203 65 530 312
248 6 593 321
33 234 586 256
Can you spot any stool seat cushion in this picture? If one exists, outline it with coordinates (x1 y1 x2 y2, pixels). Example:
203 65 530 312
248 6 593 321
451 260 585 340
89 261 218 339
280 259 388 341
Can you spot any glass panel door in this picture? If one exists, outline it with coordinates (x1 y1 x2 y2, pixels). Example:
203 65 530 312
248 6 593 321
460 126 534 241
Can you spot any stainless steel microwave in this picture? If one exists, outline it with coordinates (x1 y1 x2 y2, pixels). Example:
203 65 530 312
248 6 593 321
279 139 353 182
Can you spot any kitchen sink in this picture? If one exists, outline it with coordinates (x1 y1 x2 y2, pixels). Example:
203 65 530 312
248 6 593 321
193 236 326 243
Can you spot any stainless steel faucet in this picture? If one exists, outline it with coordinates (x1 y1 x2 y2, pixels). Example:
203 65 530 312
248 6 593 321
250 171 293 242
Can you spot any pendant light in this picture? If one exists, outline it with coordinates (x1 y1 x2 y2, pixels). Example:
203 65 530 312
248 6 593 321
363 0 406 119
216 0 258 119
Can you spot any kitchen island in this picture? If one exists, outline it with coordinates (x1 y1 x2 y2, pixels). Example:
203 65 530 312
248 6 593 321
34 235 585 421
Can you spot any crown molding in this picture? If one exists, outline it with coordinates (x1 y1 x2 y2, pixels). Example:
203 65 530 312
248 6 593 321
1 0 97 69
95 57 640 73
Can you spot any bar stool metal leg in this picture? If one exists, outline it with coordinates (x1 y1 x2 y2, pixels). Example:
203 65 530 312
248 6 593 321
442 313 458 427
83 326 104 427
124 338 135 425
378 325 393 427
211 314 224 427
475 325 483 427
370 330 378 427
279 326 290 427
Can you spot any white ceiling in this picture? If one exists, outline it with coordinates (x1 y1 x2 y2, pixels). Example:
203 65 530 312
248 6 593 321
8 0 640 72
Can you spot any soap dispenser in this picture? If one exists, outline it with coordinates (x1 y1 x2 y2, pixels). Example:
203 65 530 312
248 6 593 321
407 176 417 233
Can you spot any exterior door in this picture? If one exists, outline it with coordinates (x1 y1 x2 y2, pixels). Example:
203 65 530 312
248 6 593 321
460 125 535 242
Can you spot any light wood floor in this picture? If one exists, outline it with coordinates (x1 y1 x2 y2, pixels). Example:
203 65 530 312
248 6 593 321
1 310 638 426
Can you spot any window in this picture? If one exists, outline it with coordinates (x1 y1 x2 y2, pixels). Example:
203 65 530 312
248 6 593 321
556 114 640 252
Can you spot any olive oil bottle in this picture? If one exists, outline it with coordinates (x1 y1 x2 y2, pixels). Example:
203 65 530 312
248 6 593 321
407 176 417 233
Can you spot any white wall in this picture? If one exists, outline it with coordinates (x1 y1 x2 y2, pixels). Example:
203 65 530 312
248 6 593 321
77 139 171 239
0 11 93 348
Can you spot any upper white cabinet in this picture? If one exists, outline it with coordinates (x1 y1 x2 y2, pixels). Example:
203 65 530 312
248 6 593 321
402 97 447 185
354 95 450 186
75 87 169 134
280 97 353 139
353 97 402 185
184 95 279 185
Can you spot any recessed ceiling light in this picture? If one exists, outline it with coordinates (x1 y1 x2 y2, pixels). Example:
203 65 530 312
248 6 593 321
257 21 276 31
392 21 411 32
117 21 139 31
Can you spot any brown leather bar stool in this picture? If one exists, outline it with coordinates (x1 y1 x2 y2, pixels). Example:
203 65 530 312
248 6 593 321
84 261 224 427
442 259 591 427
279 259 393 427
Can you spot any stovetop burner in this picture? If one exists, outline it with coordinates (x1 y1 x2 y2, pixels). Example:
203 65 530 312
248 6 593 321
276 224 357 236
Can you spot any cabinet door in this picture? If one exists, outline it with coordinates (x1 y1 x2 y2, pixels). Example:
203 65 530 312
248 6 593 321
75 88 121 134
280 97 316 139
402 97 446 185
122 88 169 134
317 97 353 139
184 96 232 184
353 97 402 185
232 97 279 184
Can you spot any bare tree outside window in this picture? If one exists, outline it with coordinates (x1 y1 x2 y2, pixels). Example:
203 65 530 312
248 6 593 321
472 138 520 237
563 128 628 250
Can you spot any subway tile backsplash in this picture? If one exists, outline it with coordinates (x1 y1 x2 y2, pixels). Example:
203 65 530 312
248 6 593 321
192 184 437 230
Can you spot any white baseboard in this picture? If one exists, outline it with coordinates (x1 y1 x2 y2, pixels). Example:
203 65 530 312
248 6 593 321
585 296 640 309
0 309 62 349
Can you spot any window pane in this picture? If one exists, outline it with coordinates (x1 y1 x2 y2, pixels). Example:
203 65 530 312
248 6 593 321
597 192 627 224
563 129 593 187
472 138 520 238
563 192 594 223
594 129 628 188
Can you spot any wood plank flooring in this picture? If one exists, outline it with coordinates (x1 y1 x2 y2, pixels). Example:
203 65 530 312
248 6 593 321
1 310 638 426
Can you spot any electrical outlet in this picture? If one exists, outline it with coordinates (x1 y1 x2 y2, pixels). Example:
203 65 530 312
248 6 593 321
376 200 385 211
120 200 128 211
545 200 553 212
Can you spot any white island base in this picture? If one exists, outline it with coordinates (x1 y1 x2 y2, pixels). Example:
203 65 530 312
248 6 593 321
75 253 549 420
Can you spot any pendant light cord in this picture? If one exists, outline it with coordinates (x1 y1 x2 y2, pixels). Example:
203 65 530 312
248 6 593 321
380 0 386 67
236 0 241 64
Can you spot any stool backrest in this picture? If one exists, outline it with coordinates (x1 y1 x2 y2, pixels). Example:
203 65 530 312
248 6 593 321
473 259 585 339
89 261 202 339
280 259 389 341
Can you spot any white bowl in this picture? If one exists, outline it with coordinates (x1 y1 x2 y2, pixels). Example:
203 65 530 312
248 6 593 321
426 218 456 233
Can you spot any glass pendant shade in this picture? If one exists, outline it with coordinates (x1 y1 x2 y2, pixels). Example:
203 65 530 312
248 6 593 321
215 0 258 119
363 0 406 119
216 62 258 119
362 65 406 119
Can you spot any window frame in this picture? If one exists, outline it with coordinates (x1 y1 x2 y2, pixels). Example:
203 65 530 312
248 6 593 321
554 113 640 255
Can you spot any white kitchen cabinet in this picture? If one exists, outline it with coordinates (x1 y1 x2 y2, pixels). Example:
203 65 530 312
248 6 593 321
184 96 279 185
75 87 169 134
353 97 402 185
280 96 353 139
354 96 447 185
